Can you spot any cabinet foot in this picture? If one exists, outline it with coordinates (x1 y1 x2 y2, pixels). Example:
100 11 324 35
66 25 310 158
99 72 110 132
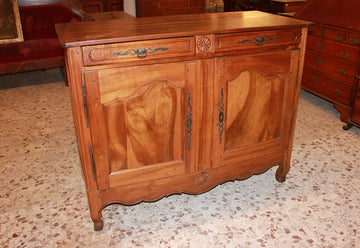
275 166 286 182
343 123 353 130
92 212 104 231
93 219 104 231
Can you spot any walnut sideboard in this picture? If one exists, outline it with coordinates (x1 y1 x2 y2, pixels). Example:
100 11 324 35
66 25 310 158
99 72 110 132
56 11 310 230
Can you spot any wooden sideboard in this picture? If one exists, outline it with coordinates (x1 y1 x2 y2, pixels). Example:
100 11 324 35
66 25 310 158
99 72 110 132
135 0 205 17
56 11 309 230
294 0 360 129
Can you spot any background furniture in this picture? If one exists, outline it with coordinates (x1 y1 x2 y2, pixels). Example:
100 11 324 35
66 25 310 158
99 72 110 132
0 0 90 76
0 0 24 44
270 0 306 14
135 0 205 17
224 0 305 14
56 11 309 230
294 0 360 129
78 0 123 13
88 10 133 20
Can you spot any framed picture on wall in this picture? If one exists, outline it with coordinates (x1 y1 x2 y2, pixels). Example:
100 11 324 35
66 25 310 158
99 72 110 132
0 0 23 44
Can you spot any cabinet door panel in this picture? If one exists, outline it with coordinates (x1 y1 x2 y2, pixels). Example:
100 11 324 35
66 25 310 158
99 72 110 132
213 50 292 167
84 61 195 188
225 70 285 149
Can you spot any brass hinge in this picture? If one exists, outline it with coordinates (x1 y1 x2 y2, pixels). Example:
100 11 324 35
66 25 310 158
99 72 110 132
81 83 89 127
88 144 96 181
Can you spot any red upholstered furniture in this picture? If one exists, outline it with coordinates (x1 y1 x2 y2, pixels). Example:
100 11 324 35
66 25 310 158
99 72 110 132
0 1 90 76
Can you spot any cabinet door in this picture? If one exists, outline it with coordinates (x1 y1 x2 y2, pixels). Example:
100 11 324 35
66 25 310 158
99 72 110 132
83 61 196 189
213 50 296 168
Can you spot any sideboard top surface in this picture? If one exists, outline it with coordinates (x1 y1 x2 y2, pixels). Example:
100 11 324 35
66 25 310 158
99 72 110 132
56 11 310 47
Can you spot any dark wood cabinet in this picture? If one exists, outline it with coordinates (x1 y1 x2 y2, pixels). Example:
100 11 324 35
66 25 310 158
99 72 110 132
294 0 360 129
79 0 123 13
135 0 205 17
56 11 309 230
223 0 305 13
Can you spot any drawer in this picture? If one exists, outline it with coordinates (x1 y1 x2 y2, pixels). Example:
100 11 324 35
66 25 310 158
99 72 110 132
302 68 352 106
82 37 195 65
309 25 346 43
346 32 360 47
307 35 360 64
215 29 301 52
304 52 356 85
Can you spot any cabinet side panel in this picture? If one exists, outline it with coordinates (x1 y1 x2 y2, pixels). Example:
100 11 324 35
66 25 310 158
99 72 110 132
64 47 104 227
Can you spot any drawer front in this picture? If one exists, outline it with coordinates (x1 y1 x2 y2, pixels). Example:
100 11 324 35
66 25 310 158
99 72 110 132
346 32 360 47
215 29 301 52
82 37 195 65
307 35 360 64
302 68 352 106
304 52 356 85
309 25 346 43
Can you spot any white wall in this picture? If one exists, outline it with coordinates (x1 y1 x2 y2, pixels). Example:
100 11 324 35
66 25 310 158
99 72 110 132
124 0 136 17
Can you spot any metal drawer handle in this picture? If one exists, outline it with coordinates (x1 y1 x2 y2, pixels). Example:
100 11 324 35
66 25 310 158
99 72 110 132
335 34 344 41
238 36 281 46
334 88 342 96
315 57 324 66
350 36 359 45
319 29 326 38
317 41 325 50
338 69 347 76
112 47 169 59
341 51 350 59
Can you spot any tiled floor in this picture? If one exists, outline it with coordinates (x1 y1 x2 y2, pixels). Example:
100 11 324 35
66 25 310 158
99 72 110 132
0 71 359 247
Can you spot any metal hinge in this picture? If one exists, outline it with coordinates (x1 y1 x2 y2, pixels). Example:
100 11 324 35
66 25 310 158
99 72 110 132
88 144 96 181
82 83 89 127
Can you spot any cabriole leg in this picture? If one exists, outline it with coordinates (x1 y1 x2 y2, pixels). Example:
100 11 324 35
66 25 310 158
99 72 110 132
275 163 287 182
91 211 104 231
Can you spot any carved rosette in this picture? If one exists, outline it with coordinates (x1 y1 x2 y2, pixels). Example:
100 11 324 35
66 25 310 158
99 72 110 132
193 172 210 187
197 37 212 53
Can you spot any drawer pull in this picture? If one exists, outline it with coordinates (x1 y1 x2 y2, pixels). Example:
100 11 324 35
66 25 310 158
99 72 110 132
319 29 326 38
317 41 325 50
315 57 324 66
313 75 320 83
341 51 350 59
112 47 169 59
334 88 342 96
335 34 344 41
338 69 347 76
350 36 359 45
238 36 281 46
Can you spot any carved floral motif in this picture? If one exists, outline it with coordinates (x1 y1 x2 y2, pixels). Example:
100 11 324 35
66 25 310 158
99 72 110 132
197 37 211 53
193 172 210 187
